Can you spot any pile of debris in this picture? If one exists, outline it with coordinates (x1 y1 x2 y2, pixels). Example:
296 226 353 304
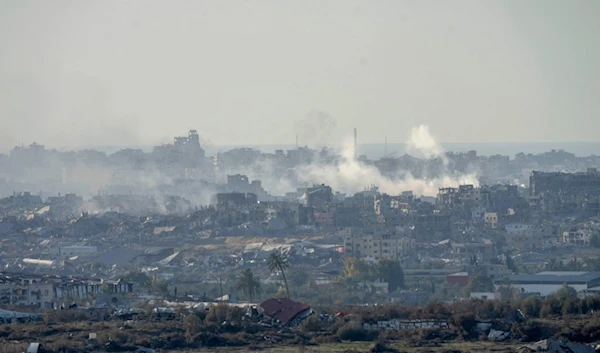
258 298 312 327
518 340 596 353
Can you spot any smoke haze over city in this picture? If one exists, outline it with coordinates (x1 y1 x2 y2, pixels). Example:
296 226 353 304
1 0 600 152
2 3 600 350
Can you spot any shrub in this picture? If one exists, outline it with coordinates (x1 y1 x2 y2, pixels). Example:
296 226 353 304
336 322 378 341
44 309 91 324
242 322 264 334
160 331 187 349
204 303 233 325
0 343 27 353
583 296 600 313
581 318 600 341
422 302 451 320
540 296 562 318
510 321 544 342
451 313 477 339
300 315 322 333
520 296 542 318
562 297 581 316
184 314 202 343
369 340 400 353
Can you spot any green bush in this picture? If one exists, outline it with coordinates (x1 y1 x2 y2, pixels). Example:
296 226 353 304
300 315 322 332
520 296 542 317
540 296 562 318
451 313 477 339
336 322 378 341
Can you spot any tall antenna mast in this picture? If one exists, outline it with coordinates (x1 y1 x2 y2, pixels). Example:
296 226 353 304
385 136 388 157
353 128 358 159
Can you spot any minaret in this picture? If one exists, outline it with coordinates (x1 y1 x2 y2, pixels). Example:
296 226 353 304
385 136 388 157
353 128 358 159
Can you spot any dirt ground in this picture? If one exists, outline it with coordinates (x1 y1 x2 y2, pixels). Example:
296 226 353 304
185 340 520 353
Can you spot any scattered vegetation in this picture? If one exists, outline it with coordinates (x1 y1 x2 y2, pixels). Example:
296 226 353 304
3 290 600 353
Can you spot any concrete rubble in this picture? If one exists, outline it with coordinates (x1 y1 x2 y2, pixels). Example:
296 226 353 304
519 340 596 353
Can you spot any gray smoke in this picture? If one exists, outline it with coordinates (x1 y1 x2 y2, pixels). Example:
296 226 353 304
294 110 337 148
251 124 478 197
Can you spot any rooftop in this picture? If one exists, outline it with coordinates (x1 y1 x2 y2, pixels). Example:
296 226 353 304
499 271 600 284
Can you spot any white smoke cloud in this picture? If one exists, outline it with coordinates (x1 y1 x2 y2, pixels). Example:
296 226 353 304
406 125 448 164
279 124 478 197
1 124 478 207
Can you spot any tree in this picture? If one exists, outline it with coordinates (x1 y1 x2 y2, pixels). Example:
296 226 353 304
520 295 542 317
343 257 361 278
584 257 600 271
497 276 521 301
339 275 359 293
376 259 404 292
431 282 462 302
144 274 169 298
545 258 563 271
342 257 376 282
154 280 169 299
236 268 261 302
274 286 287 298
463 274 494 298
555 283 577 300
184 314 202 343
566 258 583 271
505 253 517 273
267 250 290 298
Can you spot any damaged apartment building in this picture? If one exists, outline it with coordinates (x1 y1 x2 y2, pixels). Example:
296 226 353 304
436 184 528 229
342 227 415 261
375 191 451 239
529 168 600 215
214 191 306 229
0 273 133 308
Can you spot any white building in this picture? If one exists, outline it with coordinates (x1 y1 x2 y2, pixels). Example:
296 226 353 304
484 212 498 229
0 282 54 307
343 231 415 261
495 271 600 297
562 229 594 246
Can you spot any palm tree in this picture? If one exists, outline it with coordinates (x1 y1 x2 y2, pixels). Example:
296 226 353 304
267 250 290 298
343 257 361 278
236 268 261 302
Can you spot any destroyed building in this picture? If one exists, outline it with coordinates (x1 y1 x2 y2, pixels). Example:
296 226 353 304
259 298 312 327
343 227 415 261
0 273 134 308
529 169 600 215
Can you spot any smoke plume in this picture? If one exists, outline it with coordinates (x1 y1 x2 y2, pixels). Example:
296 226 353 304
274 124 478 197
406 125 447 163
294 110 337 147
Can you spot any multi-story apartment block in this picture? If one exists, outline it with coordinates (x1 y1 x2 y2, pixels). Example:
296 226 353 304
343 229 415 261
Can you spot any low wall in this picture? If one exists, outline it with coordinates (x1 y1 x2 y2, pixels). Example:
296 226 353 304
363 319 449 331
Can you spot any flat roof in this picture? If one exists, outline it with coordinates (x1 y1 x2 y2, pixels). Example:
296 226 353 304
498 271 600 285
448 272 468 277
537 271 587 276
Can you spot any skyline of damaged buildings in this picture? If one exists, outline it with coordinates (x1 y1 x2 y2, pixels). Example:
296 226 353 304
0 130 600 308
1 130 599 206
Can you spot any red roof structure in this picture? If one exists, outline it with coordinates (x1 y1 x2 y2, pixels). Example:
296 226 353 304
259 298 311 325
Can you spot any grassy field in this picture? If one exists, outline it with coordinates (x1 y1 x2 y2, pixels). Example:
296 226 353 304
184 340 521 353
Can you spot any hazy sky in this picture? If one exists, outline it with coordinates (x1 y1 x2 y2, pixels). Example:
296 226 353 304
1 0 599 151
